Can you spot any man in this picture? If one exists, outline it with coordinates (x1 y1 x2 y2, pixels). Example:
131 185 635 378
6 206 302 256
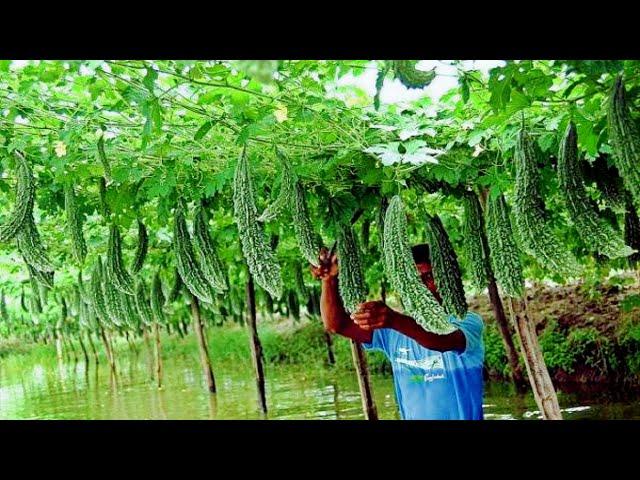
311 243 484 420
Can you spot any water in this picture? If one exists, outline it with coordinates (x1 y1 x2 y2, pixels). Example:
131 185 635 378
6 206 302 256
1 348 639 420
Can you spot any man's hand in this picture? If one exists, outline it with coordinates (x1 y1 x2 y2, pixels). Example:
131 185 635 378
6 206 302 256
350 301 393 331
310 247 338 281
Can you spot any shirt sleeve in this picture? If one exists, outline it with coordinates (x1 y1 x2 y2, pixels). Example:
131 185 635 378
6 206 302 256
451 313 484 357
361 328 392 353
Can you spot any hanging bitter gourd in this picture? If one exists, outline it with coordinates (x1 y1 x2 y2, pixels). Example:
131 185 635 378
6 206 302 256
608 76 640 208
233 147 283 299
0 290 7 322
486 193 525 298
97 135 112 182
64 181 87 265
383 196 454 334
293 261 309 303
392 61 436 89
292 180 322 267
582 156 626 212
25 261 54 290
513 128 580 276
427 214 468 319
167 267 182 303
131 219 148 274
257 150 295 223
16 211 56 273
173 203 215 304
0 151 35 243
106 224 135 295
336 223 368 314
558 122 635 259
89 256 109 325
151 270 167 325
98 176 110 217
461 191 491 290
193 205 227 293
133 279 154 327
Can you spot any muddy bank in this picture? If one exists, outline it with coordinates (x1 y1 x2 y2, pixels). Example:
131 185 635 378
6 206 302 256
468 278 640 386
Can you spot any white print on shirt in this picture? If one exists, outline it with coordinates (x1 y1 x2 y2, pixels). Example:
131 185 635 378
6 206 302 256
394 349 446 383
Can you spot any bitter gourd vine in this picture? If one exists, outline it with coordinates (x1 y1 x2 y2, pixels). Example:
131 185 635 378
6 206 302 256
106 224 135 296
257 150 295 223
336 223 367 314
558 122 635 259
64 181 87 265
513 128 580 277
292 180 322 267
16 211 56 273
173 203 215 304
383 195 454 334
131 219 148 274
461 191 491 290
608 76 640 209
427 213 468 319
486 193 525 298
233 148 283 299
193 205 227 293
0 151 35 243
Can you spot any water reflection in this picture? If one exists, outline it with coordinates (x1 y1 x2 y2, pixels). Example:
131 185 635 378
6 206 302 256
0 349 639 420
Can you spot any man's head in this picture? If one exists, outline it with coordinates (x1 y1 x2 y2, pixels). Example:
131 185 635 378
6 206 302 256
411 244 442 304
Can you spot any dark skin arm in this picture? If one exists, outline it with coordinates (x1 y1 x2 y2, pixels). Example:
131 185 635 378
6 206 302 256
311 248 466 353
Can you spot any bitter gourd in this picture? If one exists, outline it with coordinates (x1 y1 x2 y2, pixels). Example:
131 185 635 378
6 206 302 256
193 205 227 293
233 148 283 299
486 193 525 298
0 151 35 243
173 203 215 304
336 223 367 314
558 122 635 259
383 196 454 334
64 181 87 265
513 128 580 276
427 213 468 319
608 76 640 208
106 224 135 295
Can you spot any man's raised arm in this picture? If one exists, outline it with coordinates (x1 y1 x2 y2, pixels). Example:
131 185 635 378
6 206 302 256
311 248 373 344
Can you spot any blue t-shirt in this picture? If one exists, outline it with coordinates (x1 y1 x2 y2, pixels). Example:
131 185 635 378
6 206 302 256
362 312 485 420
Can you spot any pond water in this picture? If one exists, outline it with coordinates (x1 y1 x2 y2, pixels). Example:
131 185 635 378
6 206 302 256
1 348 639 420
